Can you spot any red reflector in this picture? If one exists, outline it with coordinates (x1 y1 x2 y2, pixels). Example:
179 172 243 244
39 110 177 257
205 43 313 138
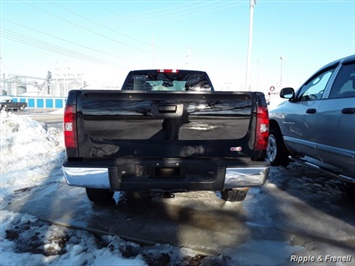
255 106 269 150
157 69 179 73
64 104 77 149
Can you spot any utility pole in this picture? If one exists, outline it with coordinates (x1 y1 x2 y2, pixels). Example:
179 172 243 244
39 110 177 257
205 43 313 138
245 0 256 91
151 34 155 68
186 48 191 67
280 56 284 88
0 57 5 95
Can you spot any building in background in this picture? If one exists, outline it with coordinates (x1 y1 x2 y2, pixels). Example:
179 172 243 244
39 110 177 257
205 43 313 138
0 67 84 97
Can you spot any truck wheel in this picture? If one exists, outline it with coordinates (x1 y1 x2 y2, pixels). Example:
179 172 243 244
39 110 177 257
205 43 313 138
19 106 25 111
267 128 289 167
221 188 248 202
86 188 114 203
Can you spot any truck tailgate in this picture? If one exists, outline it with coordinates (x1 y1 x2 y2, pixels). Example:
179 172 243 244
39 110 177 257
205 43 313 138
75 90 255 159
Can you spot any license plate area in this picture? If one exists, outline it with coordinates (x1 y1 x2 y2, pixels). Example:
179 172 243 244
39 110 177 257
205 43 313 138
153 166 182 179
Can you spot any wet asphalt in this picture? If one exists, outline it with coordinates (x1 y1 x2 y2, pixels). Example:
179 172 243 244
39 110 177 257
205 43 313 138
4 164 355 262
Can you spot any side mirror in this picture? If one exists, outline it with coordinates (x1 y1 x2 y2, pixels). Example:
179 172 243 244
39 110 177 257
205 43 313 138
280 87 295 100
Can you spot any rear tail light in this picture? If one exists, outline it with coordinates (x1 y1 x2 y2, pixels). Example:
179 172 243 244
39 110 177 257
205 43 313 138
157 69 179 73
255 106 269 150
64 104 77 149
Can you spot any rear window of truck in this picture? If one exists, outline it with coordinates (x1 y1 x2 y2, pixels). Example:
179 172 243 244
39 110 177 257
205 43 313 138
122 70 213 92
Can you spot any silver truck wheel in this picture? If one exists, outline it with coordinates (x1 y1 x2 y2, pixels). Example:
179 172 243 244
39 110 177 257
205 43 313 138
86 188 114 203
267 128 289 167
267 134 278 162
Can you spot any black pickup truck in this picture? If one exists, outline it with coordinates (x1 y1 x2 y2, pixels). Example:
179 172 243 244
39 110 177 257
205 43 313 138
0 98 27 111
62 69 270 203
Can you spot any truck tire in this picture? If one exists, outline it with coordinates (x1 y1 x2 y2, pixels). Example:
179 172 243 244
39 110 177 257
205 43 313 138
19 105 25 111
86 188 114 203
267 128 289 167
221 189 248 202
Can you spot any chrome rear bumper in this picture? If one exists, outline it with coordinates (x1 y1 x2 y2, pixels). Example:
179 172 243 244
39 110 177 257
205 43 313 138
224 167 269 188
63 167 110 189
63 165 269 190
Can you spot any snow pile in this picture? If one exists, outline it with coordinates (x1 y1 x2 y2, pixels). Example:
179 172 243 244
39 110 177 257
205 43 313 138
0 210 146 266
0 111 65 203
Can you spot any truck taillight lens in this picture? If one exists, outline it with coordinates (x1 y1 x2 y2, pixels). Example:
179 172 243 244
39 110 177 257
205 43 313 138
64 105 77 149
157 69 179 73
255 106 269 150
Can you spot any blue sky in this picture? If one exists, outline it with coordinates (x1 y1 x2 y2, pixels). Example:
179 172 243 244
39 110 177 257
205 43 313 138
1 0 354 92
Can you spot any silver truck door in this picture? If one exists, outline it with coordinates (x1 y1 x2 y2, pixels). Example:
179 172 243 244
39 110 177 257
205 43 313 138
282 68 335 159
316 62 355 174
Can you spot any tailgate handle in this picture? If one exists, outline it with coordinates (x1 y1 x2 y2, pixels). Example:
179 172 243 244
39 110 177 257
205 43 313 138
342 108 355 114
158 105 177 113
152 104 183 117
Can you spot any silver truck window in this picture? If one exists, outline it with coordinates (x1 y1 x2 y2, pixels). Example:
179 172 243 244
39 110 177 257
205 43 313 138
298 69 334 101
329 63 355 99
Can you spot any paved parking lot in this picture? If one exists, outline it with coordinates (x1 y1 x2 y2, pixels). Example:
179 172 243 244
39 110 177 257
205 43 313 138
4 161 355 265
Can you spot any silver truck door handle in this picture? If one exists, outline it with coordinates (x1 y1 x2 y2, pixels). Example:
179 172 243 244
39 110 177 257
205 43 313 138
341 108 355 114
306 108 316 114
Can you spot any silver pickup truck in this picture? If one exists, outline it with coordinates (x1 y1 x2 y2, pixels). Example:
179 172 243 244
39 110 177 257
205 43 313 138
267 54 355 183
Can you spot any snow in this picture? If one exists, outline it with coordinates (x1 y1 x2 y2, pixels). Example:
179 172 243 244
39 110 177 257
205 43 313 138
0 112 64 200
0 210 150 266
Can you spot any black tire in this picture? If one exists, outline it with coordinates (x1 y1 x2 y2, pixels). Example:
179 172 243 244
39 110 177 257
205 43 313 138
86 188 114 203
221 189 248 202
267 128 289 167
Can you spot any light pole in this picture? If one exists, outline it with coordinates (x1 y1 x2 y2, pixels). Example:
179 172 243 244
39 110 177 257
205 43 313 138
245 0 256 91
186 48 191 66
280 56 284 88
0 57 3 94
